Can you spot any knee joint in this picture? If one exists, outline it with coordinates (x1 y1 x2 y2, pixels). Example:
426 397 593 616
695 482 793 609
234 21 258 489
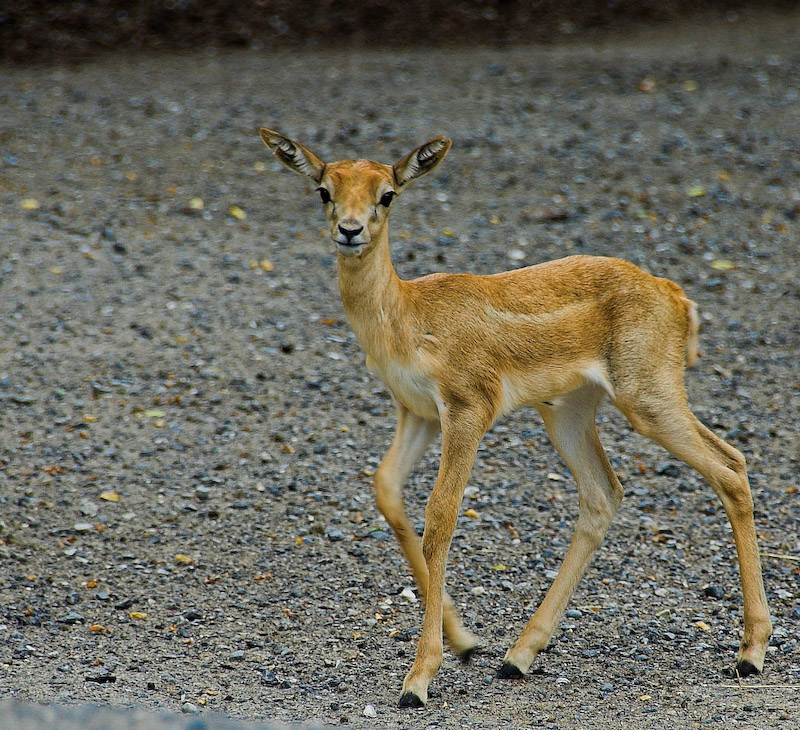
724 481 754 517
374 472 402 519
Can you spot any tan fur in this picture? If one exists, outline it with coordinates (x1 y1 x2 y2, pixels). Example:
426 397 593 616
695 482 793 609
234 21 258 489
260 129 771 707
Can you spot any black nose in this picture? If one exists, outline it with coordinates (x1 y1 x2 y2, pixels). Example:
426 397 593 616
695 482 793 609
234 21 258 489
338 225 363 242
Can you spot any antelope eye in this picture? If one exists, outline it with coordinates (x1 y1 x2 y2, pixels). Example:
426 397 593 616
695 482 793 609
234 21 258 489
379 191 396 207
317 187 331 204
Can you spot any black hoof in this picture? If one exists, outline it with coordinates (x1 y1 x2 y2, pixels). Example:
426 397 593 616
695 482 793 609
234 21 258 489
496 662 525 680
458 646 479 664
398 691 424 708
736 660 761 677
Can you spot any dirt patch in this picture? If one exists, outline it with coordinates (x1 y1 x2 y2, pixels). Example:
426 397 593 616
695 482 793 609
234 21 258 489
1 10 799 730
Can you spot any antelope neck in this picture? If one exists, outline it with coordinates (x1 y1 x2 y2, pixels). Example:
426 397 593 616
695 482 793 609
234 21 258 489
336 223 409 361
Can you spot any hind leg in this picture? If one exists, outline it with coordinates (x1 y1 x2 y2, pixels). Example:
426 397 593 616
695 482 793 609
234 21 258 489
617 389 771 674
500 384 623 677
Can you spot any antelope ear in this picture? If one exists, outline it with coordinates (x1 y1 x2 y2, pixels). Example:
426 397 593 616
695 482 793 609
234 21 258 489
393 136 452 188
260 128 325 182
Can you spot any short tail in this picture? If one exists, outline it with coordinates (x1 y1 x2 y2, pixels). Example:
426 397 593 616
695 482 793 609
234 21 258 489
684 298 699 367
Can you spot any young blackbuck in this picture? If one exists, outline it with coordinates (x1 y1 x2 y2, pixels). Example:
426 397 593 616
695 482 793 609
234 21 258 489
259 129 771 707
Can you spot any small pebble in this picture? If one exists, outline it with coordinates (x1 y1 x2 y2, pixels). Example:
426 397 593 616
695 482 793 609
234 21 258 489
181 702 199 714
654 462 680 477
363 704 377 718
58 612 84 624
261 668 278 685
79 500 99 517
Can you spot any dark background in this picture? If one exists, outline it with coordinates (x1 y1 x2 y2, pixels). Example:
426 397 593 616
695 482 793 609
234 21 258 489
1 1 797 63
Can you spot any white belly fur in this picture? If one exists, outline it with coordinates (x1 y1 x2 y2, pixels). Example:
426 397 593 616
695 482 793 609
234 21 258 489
500 360 615 413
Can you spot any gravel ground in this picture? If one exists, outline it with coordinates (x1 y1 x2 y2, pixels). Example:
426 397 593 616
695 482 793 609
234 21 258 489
1 11 799 730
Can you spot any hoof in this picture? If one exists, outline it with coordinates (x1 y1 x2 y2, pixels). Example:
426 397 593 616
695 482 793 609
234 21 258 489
736 659 761 678
399 691 425 708
458 646 479 664
496 662 525 680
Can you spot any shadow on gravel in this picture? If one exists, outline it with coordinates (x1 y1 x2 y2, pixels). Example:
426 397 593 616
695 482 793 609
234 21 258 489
0 700 330 730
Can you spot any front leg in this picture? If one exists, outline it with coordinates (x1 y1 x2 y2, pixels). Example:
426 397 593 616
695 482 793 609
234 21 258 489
374 406 480 658
399 405 488 707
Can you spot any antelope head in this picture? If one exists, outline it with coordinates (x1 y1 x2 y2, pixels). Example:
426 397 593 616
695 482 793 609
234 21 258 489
260 129 451 258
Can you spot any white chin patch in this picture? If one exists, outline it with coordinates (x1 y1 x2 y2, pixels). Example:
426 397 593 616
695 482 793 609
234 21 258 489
337 242 365 257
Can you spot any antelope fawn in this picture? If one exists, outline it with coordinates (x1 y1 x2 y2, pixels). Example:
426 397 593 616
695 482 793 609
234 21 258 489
259 129 771 707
